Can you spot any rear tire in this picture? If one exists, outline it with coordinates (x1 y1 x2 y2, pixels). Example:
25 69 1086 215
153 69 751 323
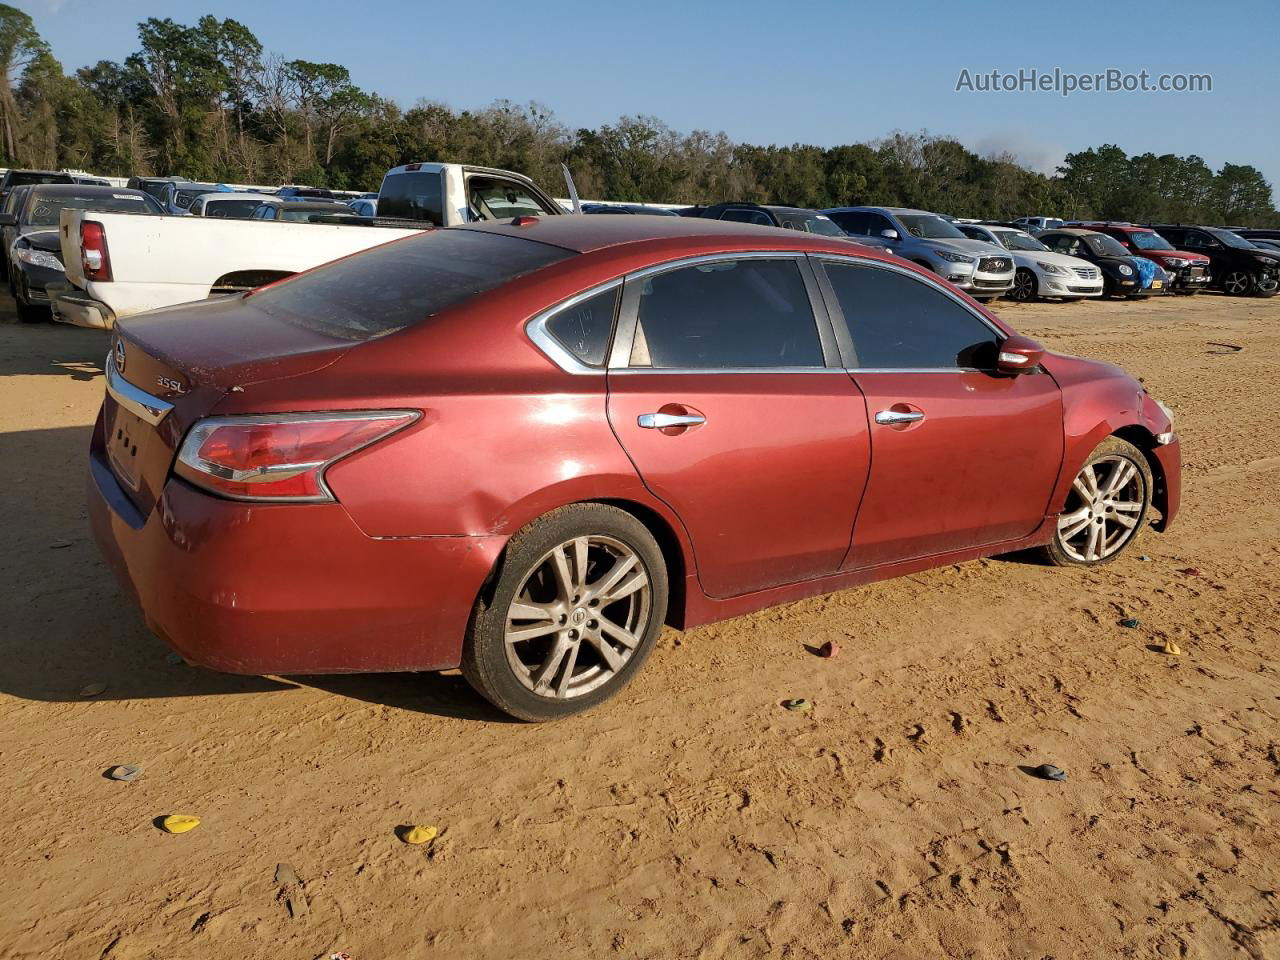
461 504 669 721
1040 437 1153 567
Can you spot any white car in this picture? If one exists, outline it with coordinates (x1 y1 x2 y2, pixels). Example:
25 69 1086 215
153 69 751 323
957 224 1104 301
188 192 277 218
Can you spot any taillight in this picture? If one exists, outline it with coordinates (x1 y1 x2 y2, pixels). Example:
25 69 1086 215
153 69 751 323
174 411 418 502
81 221 113 282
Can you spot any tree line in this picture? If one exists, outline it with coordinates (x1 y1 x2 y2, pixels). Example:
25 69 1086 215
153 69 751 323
2 5 1276 226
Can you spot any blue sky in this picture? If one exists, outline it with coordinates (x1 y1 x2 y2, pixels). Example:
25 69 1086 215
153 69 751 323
16 0 1277 201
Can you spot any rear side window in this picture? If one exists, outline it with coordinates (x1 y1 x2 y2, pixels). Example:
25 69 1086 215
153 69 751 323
822 262 999 369
249 229 573 341
826 211 869 235
545 287 619 366
629 259 824 369
378 171 446 224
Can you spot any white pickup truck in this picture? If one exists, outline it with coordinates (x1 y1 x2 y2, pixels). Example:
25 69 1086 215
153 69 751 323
52 163 565 329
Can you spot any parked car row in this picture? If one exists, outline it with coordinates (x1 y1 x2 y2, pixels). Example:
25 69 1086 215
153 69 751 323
5 160 1278 333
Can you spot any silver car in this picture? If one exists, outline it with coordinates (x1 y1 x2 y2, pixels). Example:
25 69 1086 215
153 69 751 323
821 206 1015 300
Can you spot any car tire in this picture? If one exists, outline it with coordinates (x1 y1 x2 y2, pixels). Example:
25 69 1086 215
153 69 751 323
461 503 669 721
1009 268 1038 302
1040 436 1153 567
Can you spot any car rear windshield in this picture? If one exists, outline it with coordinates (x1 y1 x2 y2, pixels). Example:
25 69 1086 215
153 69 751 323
205 198 264 218
378 170 445 225
247 228 574 340
26 191 161 225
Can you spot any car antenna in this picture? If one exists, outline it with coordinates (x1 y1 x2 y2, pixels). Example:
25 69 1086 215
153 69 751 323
561 162 583 215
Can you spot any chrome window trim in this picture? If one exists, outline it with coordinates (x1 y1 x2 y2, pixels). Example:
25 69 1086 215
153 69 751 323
104 351 173 425
609 251 836 373
609 367 850 376
524 279 623 375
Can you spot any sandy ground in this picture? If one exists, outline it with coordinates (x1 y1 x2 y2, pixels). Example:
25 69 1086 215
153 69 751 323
0 289 1277 960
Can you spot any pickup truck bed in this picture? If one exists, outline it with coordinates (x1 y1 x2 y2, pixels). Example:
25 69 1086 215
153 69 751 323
54 212 426 328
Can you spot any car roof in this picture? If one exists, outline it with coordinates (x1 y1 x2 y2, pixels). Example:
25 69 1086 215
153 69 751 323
455 214 871 256
1041 228 1104 237
5 169 66 177
270 201 359 211
198 192 276 201
27 184 149 197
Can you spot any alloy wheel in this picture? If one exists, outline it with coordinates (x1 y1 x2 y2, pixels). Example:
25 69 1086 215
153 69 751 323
504 535 652 699
1012 270 1035 301
1056 456 1146 562
1222 270 1251 295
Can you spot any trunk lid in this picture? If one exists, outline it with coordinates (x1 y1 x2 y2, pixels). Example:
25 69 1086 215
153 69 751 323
102 294 356 516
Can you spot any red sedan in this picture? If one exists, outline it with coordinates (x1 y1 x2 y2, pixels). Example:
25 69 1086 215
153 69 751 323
89 216 1181 721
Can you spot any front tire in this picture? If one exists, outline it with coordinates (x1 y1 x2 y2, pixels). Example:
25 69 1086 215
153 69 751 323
1041 437 1153 567
461 504 669 721
1009 268 1038 302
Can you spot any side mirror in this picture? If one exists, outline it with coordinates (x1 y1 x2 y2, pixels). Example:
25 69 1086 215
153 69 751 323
997 334 1045 374
0 213 16 227
880 228 899 241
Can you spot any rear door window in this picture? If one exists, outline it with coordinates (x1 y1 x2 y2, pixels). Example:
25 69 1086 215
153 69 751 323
248 229 574 341
628 258 824 369
378 170 446 224
826 211 871 235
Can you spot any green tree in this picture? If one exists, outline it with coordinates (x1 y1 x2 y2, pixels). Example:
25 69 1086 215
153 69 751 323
0 3 49 162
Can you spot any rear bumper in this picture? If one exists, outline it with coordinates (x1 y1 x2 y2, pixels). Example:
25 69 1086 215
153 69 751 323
87 420 503 675
1150 437 1181 531
50 284 115 329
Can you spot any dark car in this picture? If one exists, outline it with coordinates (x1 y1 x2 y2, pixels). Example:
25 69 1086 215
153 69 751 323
0 184 35 276
582 203 680 216
0 168 74 206
1074 223 1212 295
695 202 849 236
1234 228 1280 245
1037 229 1165 299
275 186 338 200
89 216 1179 721
72 175 112 187
1145 225 1279 297
126 176 191 202
249 200 363 223
1 184 163 321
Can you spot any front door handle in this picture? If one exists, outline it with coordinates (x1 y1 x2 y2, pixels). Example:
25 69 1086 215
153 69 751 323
875 409 925 425
638 412 706 429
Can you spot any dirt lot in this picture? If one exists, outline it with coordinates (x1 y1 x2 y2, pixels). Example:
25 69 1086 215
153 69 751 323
1 290 1277 960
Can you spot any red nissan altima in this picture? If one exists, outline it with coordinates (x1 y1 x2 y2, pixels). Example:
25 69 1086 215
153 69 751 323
89 215 1181 720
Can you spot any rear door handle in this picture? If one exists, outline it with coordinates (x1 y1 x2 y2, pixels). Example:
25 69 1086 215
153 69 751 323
638 412 706 429
875 409 925 425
